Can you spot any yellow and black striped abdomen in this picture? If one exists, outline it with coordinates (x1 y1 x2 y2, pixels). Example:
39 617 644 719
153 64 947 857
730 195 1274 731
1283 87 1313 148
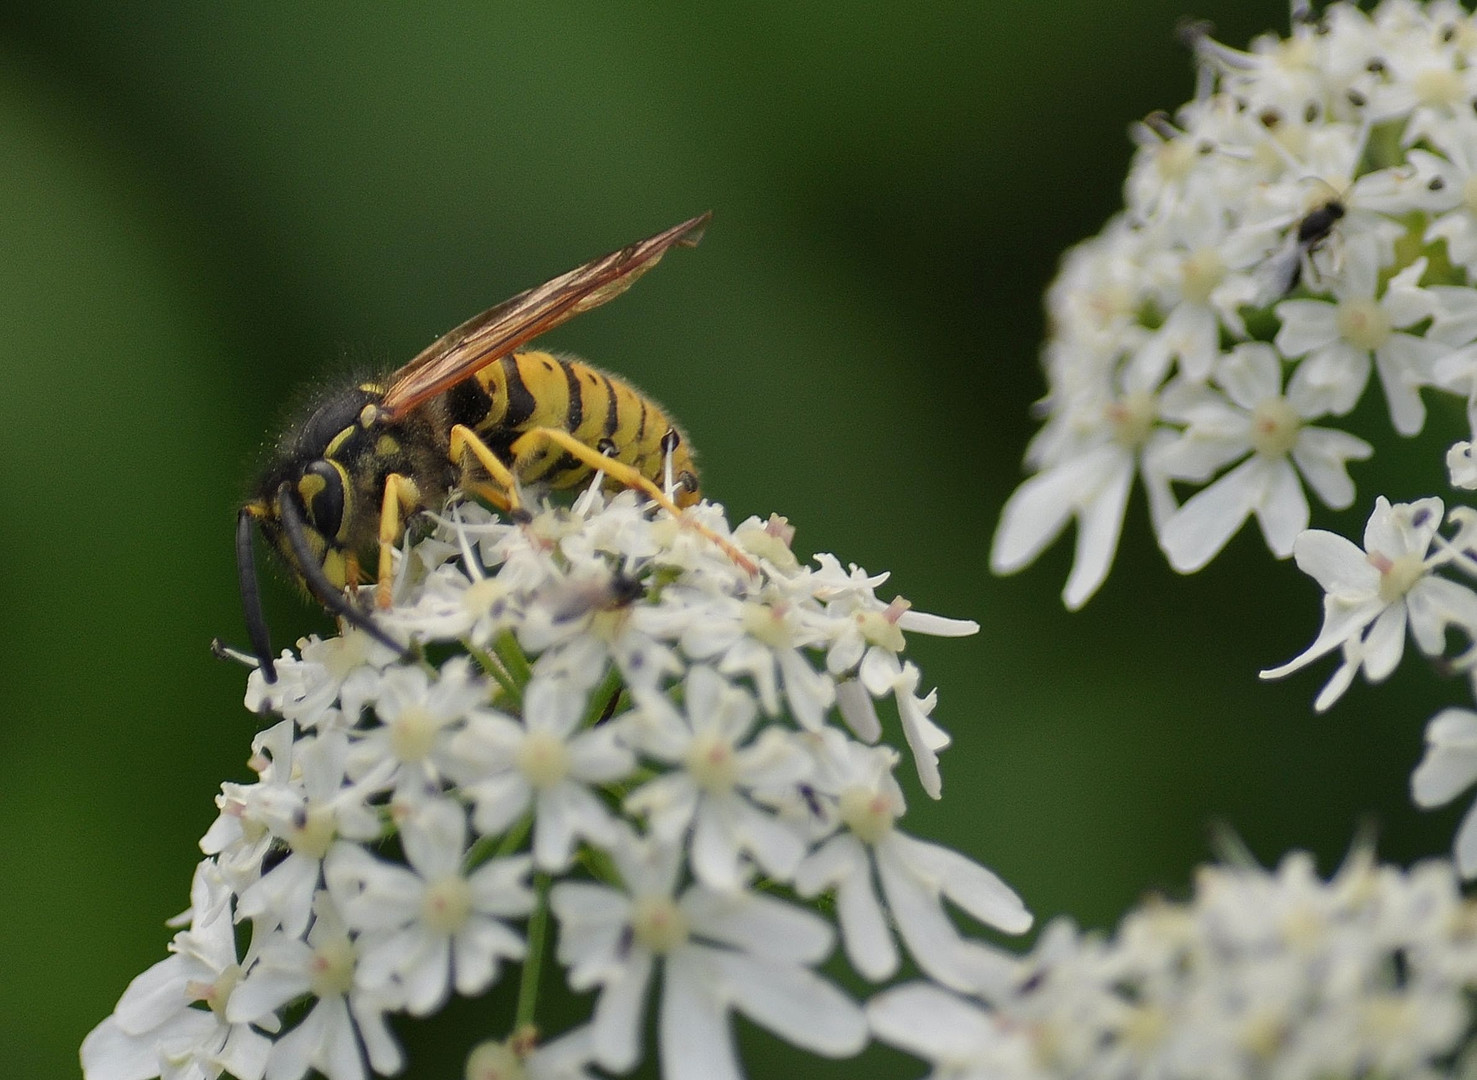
447 349 683 492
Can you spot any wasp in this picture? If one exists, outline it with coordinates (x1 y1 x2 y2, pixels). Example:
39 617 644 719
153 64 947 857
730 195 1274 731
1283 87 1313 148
237 212 745 684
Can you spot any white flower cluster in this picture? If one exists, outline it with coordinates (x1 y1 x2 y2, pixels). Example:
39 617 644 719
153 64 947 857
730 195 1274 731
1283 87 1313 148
992 0 1477 608
872 846 1477 1080
991 0 1477 877
82 491 1030 1080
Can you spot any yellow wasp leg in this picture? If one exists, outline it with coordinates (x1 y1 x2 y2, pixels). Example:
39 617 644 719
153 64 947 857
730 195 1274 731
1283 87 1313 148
450 424 526 515
378 473 422 609
510 426 757 575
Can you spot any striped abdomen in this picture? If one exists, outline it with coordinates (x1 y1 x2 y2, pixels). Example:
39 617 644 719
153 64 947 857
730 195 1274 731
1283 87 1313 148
443 349 694 493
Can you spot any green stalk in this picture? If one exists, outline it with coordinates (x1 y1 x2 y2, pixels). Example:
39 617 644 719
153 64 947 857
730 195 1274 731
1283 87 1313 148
469 643 522 710
515 873 552 1031
493 630 534 686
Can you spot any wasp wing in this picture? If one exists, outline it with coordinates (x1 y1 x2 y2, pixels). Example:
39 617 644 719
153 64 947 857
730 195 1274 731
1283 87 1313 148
378 211 712 420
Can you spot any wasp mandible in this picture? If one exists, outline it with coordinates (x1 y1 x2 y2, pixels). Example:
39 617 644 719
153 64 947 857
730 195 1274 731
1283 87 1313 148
237 212 746 683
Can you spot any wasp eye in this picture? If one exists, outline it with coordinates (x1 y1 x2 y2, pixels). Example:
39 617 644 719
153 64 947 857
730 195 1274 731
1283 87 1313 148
298 460 347 540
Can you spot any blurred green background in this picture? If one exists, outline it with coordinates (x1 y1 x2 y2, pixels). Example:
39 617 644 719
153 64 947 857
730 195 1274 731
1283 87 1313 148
2 1 1464 1077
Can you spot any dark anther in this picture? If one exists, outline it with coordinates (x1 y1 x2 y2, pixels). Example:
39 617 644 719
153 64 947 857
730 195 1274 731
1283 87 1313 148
1431 176 1447 191
1348 89 1367 107
510 507 534 525
1259 108 1282 128
1367 58 1386 74
1304 102 1319 123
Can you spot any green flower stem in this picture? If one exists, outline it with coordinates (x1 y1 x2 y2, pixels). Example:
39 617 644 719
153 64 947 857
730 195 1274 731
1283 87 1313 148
464 813 532 870
493 630 533 686
469 644 523 710
515 873 552 1032
581 667 626 728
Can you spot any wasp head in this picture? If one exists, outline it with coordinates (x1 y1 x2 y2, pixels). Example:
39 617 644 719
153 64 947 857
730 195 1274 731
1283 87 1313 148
236 384 400 682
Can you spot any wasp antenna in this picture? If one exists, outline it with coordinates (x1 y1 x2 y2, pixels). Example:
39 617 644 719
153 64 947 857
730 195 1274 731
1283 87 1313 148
275 484 411 662
236 507 278 683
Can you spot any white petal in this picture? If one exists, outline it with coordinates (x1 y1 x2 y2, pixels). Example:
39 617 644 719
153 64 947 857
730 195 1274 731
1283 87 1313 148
1250 458 1310 559
683 888 834 964
1064 451 1134 611
110 954 191 1035
1412 709 1477 807
81 1016 165 1080
1361 602 1409 682
706 947 868 1057
867 982 1002 1061
1159 458 1262 572
889 832 1032 935
1290 427 1370 508
659 952 742 1080
1274 299 1342 356
590 952 652 1072
835 679 882 742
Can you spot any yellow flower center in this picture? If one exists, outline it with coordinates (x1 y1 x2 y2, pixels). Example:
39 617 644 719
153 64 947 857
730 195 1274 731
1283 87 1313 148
389 705 441 763
838 784 899 844
1371 550 1427 604
1180 248 1226 305
1413 66 1464 107
186 964 242 1020
515 730 570 789
464 1041 526 1080
1250 397 1301 458
1107 390 1156 449
1335 298 1391 351
286 804 336 860
742 602 793 649
307 936 357 998
422 874 474 934
630 895 689 954
1155 138 1197 183
685 731 738 794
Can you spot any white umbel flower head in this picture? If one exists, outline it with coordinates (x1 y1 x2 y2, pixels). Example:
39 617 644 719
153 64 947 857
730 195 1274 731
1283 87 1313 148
87 491 1016 1080
991 0 1477 606
871 845 1477 1080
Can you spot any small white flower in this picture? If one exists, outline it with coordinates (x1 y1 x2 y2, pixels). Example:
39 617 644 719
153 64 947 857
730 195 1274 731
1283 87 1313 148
624 666 811 889
447 673 635 870
1158 343 1372 571
345 657 489 804
1261 496 1477 709
991 357 1179 610
81 862 273 1080
679 593 837 729
550 833 867 1079
326 798 532 1015
226 894 403 1080
794 735 1030 992
1274 257 1441 435
232 729 387 937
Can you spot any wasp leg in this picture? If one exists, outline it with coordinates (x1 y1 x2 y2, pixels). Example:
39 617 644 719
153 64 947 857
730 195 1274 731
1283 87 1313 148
377 473 422 609
463 481 514 513
450 424 530 521
509 426 757 575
